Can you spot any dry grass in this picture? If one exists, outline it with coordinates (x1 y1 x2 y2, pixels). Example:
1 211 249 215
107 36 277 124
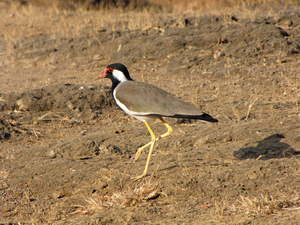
209 191 300 224
1 172 162 223
206 192 300 225
1 0 297 43
232 192 300 215
1 0 297 74
72 178 161 216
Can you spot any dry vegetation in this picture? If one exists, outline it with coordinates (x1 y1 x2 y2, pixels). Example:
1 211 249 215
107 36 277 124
2 0 298 44
1 0 300 224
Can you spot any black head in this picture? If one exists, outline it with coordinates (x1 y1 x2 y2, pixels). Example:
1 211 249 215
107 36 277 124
99 63 133 82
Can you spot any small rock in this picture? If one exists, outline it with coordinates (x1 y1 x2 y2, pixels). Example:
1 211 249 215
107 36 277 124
48 150 56 158
96 27 107 32
221 134 233 143
194 136 212 145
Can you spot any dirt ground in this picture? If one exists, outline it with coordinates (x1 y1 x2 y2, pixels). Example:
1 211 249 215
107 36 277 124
1 1 300 224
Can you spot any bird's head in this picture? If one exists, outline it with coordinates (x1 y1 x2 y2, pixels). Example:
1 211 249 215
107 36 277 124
98 63 133 83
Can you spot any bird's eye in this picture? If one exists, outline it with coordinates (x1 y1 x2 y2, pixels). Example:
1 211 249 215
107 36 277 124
107 68 113 73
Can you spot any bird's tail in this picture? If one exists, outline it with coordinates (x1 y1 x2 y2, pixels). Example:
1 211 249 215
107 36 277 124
170 113 218 123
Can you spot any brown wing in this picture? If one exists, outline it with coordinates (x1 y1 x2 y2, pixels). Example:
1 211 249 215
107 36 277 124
114 81 218 122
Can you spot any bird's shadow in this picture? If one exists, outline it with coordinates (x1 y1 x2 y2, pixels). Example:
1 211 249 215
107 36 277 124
234 134 300 160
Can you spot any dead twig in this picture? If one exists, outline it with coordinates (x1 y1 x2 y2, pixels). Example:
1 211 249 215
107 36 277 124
94 35 112 60
245 98 258 120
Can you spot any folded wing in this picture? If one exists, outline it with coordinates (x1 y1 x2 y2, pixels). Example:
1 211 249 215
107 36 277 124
114 81 218 123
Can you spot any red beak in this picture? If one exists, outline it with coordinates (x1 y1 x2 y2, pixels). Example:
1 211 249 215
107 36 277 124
96 71 107 80
100 71 107 78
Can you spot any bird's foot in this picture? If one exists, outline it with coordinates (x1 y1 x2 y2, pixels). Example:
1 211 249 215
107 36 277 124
135 145 148 161
134 171 147 180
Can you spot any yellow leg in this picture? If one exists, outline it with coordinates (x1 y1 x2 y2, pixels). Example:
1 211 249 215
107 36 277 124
135 121 156 180
135 118 173 161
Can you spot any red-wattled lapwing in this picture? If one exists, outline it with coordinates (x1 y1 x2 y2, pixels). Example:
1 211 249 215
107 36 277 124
98 63 218 180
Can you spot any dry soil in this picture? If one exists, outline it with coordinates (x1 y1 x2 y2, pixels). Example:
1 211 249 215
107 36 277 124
1 2 300 224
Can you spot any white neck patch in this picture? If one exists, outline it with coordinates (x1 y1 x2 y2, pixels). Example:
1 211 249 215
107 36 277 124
113 69 128 83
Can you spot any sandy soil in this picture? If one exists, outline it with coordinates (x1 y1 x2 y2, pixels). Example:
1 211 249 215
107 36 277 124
1 2 300 224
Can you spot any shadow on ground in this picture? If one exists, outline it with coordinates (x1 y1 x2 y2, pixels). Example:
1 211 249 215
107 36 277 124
234 134 300 160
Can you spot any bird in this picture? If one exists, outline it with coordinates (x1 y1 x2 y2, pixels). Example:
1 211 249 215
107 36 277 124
97 63 218 180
